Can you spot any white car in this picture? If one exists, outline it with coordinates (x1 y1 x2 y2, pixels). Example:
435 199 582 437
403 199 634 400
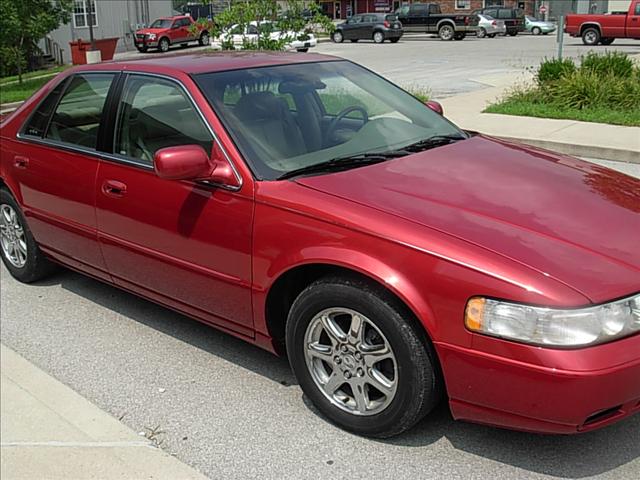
214 21 317 52
476 14 507 38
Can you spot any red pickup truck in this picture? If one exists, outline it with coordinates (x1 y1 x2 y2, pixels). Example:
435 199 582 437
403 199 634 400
134 15 210 53
565 0 640 45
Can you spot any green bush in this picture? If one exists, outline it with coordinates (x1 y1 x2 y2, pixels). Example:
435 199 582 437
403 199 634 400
580 51 634 78
537 57 576 85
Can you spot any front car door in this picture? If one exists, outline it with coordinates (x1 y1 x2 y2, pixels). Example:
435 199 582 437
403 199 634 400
7 72 117 279
628 1 640 38
95 72 254 336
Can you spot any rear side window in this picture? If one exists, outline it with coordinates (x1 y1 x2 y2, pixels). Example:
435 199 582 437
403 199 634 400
45 73 115 150
113 75 213 165
498 9 512 19
22 79 68 137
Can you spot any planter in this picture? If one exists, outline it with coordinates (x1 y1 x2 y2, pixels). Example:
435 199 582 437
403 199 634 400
69 37 119 65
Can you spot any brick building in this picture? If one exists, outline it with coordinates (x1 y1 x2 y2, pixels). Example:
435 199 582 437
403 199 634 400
319 1 537 20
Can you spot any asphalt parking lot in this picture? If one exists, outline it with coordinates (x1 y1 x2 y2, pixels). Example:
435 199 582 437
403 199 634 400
1 159 639 480
315 33 640 97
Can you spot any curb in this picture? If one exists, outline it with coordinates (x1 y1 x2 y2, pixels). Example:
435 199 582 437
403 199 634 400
496 136 640 164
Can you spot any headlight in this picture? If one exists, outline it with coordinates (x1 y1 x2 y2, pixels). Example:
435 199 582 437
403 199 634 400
465 294 640 347
148 33 157 40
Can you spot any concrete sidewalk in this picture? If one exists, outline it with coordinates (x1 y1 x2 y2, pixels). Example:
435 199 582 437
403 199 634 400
0 344 207 480
440 74 640 163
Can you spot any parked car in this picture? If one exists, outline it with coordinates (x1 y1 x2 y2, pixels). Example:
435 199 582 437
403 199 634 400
332 13 403 44
476 14 506 38
214 21 317 52
134 15 210 53
565 0 640 45
395 2 477 40
2 52 639 438
525 15 556 35
473 6 525 36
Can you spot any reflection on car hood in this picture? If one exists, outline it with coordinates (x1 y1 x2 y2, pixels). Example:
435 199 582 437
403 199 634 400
296 136 640 302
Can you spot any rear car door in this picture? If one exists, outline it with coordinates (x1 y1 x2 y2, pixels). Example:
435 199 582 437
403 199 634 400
8 72 117 279
94 73 254 335
362 15 377 39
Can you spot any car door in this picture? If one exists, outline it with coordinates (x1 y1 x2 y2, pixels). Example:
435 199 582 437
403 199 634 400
628 2 640 38
169 20 182 43
342 15 360 39
362 15 377 39
94 73 254 335
10 72 117 280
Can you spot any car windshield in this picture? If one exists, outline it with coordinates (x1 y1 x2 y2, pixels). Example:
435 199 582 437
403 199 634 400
194 61 465 180
149 19 173 28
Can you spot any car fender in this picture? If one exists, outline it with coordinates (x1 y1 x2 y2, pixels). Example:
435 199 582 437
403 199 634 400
580 21 602 34
436 19 456 30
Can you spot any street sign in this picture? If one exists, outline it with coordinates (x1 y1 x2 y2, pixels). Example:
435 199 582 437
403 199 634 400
539 5 547 14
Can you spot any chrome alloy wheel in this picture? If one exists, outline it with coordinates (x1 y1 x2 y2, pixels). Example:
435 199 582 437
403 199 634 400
0 204 27 268
304 307 398 416
584 30 598 44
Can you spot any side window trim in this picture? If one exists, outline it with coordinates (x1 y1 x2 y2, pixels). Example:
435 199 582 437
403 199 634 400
97 72 125 153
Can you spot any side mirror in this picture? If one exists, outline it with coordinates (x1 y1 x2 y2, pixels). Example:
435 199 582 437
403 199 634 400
425 100 444 116
154 145 212 181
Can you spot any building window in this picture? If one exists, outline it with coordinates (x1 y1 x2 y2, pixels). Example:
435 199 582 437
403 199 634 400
484 0 505 6
73 0 97 28
456 0 471 9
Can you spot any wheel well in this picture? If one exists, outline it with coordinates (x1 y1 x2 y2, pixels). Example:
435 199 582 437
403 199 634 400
160 36 170 44
438 20 455 30
264 264 432 355
200 30 209 36
580 23 601 35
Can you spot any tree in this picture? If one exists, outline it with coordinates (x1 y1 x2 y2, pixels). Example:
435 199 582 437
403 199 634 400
0 0 72 82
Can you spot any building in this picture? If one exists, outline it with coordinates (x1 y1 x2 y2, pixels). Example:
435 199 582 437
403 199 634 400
41 0 176 65
319 1 537 20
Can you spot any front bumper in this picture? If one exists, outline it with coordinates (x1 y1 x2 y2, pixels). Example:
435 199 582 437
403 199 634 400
436 333 640 433
290 38 318 49
135 38 158 48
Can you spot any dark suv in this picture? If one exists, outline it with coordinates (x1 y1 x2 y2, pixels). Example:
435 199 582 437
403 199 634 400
332 13 403 44
473 7 525 35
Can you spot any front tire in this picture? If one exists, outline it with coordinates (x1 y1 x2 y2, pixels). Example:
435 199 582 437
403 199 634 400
135 45 148 53
286 276 442 438
532 27 541 35
158 37 170 52
296 48 309 52
582 27 600 45
0 189 56 283
332 31 344 43
508 31 518 36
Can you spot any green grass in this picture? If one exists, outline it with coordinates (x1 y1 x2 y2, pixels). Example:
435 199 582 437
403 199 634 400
0 76 56 104
486 98 640 127
0 65 68 85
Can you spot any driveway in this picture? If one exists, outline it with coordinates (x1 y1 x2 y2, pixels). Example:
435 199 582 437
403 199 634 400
1 158 639 479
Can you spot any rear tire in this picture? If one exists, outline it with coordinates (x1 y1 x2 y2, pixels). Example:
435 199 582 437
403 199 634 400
477 27 487 39
373 31 385 44
581 27 600 45
199 32 210 46
0 188 57 283
390 38 400 43
332 31 344 43
488 33 496 38
286 276 442 438
438 24 455 41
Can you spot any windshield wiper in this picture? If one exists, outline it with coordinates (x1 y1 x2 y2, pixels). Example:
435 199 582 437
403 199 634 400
399 134 467 153
278 151 405 180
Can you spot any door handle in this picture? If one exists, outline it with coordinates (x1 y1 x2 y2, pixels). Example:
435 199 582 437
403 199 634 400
14 156 29 169
102 180 127 197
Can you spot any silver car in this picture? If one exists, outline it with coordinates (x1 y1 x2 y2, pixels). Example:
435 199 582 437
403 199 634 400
476 14 506 38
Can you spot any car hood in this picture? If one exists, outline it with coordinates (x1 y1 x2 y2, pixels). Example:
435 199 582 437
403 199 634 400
136 28 167 35
295 136 640 303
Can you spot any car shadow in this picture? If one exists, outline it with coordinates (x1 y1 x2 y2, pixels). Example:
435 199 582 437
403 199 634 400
35 268 640 478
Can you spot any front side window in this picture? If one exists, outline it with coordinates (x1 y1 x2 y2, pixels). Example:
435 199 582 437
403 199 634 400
114 75 213 165
194 61 464 180
73 0 97 28
150 19 172 28
45 74 114 149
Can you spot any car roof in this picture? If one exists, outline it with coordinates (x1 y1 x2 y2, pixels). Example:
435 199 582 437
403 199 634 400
72 51 342 76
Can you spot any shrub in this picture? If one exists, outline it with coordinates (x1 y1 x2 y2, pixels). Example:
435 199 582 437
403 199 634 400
537 57 576 85
580 51 634 78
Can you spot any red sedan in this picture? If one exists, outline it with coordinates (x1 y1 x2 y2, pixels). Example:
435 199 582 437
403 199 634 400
1 52 638 438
